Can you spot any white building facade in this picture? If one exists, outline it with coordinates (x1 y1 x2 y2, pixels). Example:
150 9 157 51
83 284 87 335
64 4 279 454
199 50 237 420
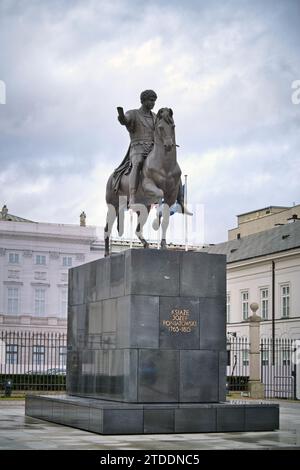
203 221 300 340
226 248 300 339
0 212 104 334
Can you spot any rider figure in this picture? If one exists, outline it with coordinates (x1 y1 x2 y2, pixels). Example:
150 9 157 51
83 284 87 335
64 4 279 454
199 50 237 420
118 89 157 207
117 89 192 214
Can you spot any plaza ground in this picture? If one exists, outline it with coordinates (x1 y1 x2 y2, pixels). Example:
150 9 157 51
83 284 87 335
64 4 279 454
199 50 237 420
0 398 300 450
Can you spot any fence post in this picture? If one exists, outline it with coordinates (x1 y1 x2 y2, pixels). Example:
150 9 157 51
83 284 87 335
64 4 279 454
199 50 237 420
248 302 265 399
295 340 300 400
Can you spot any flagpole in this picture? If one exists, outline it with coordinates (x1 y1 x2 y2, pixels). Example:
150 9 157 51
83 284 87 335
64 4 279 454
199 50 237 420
157 205 160 249
129 209 133 249
184 174 188 252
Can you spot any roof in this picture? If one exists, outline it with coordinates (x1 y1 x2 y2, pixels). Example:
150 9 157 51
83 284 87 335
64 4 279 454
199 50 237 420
201 222 300 263
237 206 290 217
0 210 35 223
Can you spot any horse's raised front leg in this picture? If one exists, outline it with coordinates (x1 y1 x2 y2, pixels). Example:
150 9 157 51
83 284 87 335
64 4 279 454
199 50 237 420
134 204 150 249
160 203 170 250
152 212 162 231
142 177 164 201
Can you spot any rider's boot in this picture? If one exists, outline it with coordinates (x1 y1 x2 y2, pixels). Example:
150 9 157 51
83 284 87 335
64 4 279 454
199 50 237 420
129 190 137 207
129 164 141 208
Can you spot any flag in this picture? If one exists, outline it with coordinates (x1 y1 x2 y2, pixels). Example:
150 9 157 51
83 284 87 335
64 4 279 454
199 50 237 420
155 200 181 217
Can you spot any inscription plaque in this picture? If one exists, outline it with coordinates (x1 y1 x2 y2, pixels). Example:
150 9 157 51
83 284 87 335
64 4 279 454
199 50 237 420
159 297 199 349
162 309 197 333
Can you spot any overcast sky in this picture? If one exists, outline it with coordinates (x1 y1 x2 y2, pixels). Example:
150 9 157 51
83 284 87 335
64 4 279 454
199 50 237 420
0 0 299 244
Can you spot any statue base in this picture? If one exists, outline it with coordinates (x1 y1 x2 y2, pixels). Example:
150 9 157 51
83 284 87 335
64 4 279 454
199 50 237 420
26 394 279 434
25 249 279 433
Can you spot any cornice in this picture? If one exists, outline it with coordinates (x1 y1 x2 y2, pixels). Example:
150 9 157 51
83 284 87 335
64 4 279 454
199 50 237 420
0 231 96 245
3 280 23 286
30 282 51 287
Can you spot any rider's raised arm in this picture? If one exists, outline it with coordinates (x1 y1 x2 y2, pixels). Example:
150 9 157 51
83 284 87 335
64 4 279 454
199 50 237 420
117 107 135 132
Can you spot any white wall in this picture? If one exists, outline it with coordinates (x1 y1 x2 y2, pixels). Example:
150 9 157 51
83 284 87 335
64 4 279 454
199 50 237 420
226 250 300 339
0 220 104 332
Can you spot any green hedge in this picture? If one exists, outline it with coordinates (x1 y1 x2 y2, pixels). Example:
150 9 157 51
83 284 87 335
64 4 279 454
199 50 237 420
227 376 249 391
0 374 66 391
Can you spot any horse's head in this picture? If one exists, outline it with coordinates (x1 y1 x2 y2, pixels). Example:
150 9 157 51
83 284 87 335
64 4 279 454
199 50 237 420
155 108 175 152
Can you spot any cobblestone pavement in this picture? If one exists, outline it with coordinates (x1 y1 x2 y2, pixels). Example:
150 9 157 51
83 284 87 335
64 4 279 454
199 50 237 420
0 399 300 450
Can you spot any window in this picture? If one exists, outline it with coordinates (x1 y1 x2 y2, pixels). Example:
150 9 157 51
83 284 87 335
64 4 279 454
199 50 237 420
61 289 68 317
241 291 249 320
8 252 19 264
7 287 19 314
62 256 72 267
8 270 19 279
242 350 249 366
282 349 291 366
260 288 269 320
226 293 231 323
59 346 67 367
35 288 45 316
281 284 290 318
34 272 46 280
261 349 269 366
5 344 18 365
35 255 46 265
32 345 45 366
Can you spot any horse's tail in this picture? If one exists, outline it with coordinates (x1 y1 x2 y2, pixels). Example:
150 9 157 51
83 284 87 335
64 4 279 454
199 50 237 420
117 203 126 237
105 174 119 256
105 174 114 205
117 212 120 234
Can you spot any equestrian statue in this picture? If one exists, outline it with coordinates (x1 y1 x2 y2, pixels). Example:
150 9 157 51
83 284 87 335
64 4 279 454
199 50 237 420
104 89 191 257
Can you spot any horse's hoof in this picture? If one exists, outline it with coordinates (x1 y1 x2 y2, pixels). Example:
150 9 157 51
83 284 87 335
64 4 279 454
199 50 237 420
152 218 160 230
143 243 149 249
160 241 167 250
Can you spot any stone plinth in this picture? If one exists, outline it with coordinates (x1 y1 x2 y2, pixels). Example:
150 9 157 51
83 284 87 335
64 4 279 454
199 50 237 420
66 249 226 403
25 394 279 434
25 249 279 433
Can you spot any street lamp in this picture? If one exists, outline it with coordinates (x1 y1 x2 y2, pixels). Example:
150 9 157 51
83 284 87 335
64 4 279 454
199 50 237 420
4 379 13 397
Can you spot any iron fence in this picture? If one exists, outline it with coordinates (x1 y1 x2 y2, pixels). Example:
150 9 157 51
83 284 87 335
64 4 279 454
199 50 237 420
0 330 297 398
227 335 297 399
0 331 67 391
261 337 296 399
226 336 250 392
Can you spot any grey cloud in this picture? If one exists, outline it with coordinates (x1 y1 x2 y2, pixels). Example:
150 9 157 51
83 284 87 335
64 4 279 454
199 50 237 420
0 0 299 243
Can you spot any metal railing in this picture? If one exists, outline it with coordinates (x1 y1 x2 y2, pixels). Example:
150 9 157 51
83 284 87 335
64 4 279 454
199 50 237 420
226 336 250 392
227 335 297 399
0 331 67 391
261 337 296 399
0 330 297 398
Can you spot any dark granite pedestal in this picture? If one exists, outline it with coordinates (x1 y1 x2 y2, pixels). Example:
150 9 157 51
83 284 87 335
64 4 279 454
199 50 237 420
25 394 279 434
25 249 279 433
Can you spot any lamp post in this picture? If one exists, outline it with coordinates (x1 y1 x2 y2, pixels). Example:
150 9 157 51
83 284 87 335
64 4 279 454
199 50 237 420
226 332 237 394
4 379 12 397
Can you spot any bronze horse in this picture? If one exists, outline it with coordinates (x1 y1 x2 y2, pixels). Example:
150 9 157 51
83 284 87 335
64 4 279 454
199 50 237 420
104 108 182 256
